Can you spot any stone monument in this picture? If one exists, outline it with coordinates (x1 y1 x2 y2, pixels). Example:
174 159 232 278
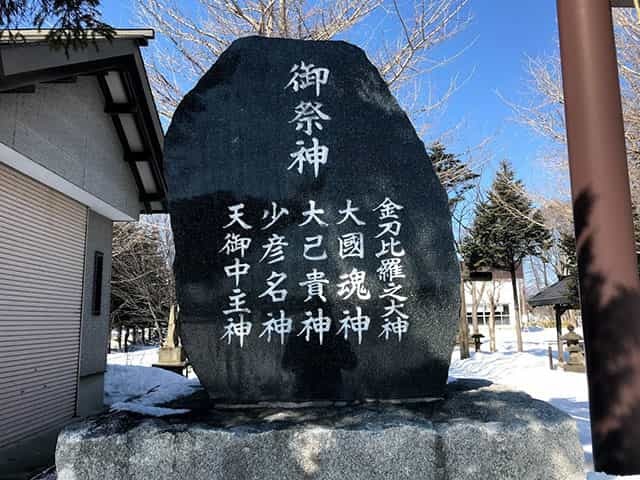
165 36 460 404
54 38 585 480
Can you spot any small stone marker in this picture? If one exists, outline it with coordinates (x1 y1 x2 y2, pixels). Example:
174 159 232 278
156 305 185 364
165 36 460 404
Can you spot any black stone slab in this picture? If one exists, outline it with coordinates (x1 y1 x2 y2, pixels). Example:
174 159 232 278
165 36 460 404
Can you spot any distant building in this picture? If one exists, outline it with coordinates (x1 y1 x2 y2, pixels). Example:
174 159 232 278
462 265 528 328
0 29 166 471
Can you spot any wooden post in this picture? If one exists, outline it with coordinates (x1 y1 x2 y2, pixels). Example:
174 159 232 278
459 280 470 359
555 305 565 363
558 0 640 473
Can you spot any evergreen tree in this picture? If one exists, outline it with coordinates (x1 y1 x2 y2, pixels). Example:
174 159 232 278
429 142 479 210
558 220 639 309
558 230 580 306
0 1 113 53
461 161 550 352
428 142 479 358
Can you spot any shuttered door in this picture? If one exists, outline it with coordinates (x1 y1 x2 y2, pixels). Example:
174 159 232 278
0 162 87 447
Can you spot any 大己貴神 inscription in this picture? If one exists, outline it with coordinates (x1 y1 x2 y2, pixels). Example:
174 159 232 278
219 198 409 348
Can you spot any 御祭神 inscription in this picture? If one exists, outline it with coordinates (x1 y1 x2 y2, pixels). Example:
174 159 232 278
219 198 409 348
286 61 331 177
165 36 460 403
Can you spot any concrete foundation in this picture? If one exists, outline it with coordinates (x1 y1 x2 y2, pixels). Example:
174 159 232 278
55 381 585 480
0 426 59 479
76 373 106 418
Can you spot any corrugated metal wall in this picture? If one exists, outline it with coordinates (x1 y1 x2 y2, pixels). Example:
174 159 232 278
0 162 87 447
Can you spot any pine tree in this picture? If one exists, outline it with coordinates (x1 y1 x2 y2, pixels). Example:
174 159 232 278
461 161 550 352
429 142 479 210
428 142 479 359
558 230 580 306
0 1 113 53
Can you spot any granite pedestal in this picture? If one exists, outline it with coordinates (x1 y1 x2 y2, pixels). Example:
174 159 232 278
55 381 584 480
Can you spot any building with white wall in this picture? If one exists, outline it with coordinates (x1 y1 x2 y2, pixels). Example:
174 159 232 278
463 266 528 328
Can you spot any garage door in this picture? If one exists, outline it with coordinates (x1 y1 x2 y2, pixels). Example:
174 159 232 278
0 162 87 447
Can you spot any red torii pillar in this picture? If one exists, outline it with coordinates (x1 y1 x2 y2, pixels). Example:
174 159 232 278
557 0 640 474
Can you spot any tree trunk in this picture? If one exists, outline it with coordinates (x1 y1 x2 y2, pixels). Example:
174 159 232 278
555 305 565 364
154 321 163 346
117 325 123 351
519 278 528 325
471 282 479 335
459 280 470 359
542 260 549 287
529 257 542 292
488 297 497 352
510 264 524 352
124 327 130 353
148 302 163 346
278 0 288 37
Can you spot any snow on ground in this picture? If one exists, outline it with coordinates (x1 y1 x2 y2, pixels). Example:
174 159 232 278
108 346 163 367
449 326 593 470
106 348 200 416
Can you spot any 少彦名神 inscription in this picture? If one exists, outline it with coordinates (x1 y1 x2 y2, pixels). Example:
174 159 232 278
219 198 409 348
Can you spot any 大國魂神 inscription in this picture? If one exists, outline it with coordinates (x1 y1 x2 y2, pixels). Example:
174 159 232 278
219 198 410 347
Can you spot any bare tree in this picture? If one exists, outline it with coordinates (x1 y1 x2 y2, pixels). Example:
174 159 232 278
137 0 472 123
437 141 486 359
465 280 485 335
110 220 175 351
506 9 640 247
484 279 501 352
450 177 486 360
458 278 470 358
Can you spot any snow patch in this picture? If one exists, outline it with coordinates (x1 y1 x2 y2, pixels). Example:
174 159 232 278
105 364 199 417
109 402 190 417
449 327 592 469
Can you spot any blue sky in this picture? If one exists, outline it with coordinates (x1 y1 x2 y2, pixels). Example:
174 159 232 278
100 0 563 195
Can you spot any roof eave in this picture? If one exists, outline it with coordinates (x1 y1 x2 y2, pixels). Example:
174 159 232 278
0 32 167 214
0 29 155 46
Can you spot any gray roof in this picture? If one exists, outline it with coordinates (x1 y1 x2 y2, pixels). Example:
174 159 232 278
528 277 578 308
0 28 167 213
0 29 154 44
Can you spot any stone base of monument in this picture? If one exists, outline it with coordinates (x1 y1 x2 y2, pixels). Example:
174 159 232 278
55 380 584 480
